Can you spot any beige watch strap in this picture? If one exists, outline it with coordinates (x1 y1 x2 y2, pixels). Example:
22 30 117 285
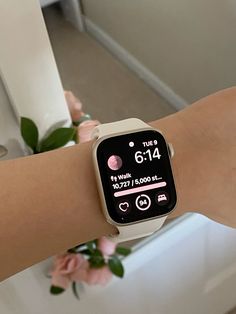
92 118 151 138
93 118 169 243
109 216 167 243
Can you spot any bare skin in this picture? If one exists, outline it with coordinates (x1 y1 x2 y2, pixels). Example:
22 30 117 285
0 87 235 281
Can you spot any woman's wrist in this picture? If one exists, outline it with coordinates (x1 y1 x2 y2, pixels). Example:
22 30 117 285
150 113 192 219
54 141 117 241
152 87 236 227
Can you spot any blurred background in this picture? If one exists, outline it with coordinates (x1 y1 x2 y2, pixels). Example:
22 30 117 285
42 0 236 122
42 1 176 123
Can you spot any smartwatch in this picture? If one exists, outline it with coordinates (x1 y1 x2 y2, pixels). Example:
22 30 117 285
92 118 177 242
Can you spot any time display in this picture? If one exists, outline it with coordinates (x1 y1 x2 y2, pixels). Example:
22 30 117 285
135 147 161 163
96 130 177 224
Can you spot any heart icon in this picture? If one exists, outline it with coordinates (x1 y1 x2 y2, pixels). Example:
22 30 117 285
118 202 129 212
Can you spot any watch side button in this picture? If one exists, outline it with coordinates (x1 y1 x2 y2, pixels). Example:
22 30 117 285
167 143 174 158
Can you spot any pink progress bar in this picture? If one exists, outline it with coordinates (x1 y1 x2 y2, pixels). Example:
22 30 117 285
114 181 167 197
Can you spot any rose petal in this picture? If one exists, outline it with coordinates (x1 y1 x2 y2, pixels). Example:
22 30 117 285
51 254 86 275
85 266 113 286
98 236 117 256
99 267 113 286
71 259 90 282
64 90 83 121
66 257 79 273
78 120 100 143
51 272 70 290
85 268 101 285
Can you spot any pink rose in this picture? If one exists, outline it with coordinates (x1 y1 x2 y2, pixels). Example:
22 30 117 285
78 120 100 143
64 90 84 121
84 266 113 286
50 252 114 289
50 253 89 289
98 236 117 256
64 90 100 143
70 258 90 283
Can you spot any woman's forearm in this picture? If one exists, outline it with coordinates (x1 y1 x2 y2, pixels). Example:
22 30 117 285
153 87 236 226
0 87 235 281
0 114 186 281
0 141 117 281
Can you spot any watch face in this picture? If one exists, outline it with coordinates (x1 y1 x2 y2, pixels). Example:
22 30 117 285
96 129 177 224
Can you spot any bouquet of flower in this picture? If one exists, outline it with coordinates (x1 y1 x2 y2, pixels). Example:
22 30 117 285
20 91 131 298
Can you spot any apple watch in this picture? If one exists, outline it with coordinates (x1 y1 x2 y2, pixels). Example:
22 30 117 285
92 118 177 242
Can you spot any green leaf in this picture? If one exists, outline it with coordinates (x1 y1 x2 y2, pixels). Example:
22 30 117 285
72 282 80 300
86 241 95 253
116 246 132 256
108 256 124 278
72 129 77 143
67 248 77 254
67 244 83 253
50 285 65 295
43 120 69 137
79 249 92 256
89 249 105 268
20 117 39 152
39 127 75 152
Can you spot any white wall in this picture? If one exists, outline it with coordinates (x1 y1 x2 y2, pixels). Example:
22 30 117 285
82 0 236 103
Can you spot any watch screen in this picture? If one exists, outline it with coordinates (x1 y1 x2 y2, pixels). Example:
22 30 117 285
96 130 177 224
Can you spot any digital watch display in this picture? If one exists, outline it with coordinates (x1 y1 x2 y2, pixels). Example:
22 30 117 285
96 129 177 224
